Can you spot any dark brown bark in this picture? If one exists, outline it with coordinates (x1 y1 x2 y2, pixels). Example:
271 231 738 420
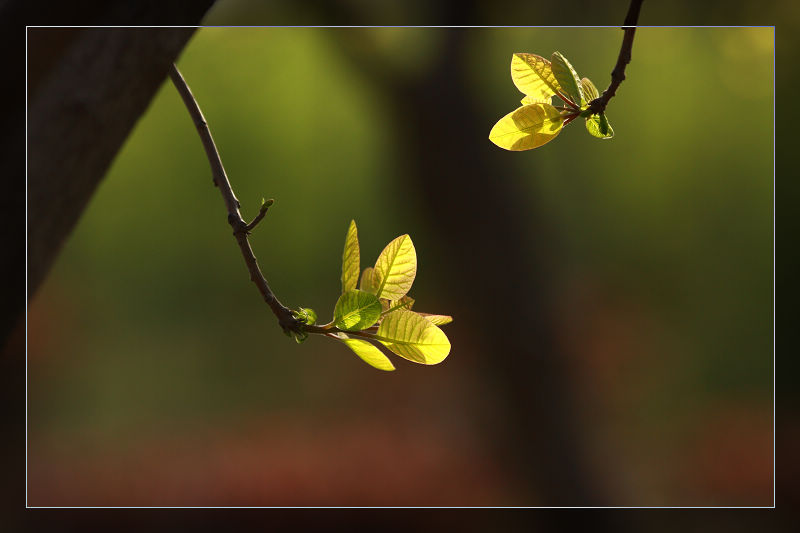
27 27 198 302
5 0 215 517
17 1 216 350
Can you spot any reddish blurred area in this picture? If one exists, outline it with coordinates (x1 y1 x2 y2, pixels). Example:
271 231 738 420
29 413 510 507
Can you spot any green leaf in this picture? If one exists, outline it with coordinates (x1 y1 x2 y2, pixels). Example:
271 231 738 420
489 103 564 151
338 335 395 371
333 289 382 331
360 267 377 294
418 313 453 326
520 94 552 106
585 112 614 139
376 309 450 365
510 53 561 103
293 307 317 325
373 234 417 300
341 220 360 293
580 77 599 105
599 113 612 136
550 51 583 107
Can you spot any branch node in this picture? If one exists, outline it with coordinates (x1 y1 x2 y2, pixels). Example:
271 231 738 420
245 198 274 232
585 0 643 116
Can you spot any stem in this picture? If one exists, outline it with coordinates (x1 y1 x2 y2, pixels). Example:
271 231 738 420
586 0 644 115
562 112 581 127
168 63 301 334
556 89 580 111
305 324 378 341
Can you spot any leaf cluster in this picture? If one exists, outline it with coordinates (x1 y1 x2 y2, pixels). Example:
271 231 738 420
291 220 453 371
489 52 614 151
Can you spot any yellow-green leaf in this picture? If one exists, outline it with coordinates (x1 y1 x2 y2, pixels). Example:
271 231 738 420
511 53 561 102
581 77 599 105
585 112 614 139
550 51 583 106
384 296 415 315
376 309 450 365
341 220 360 293
373 234 417 300
339 336 395 371
419 313 453 326
360 267 377 294
520 94 552 106
333 289 382 331
489 103 564 151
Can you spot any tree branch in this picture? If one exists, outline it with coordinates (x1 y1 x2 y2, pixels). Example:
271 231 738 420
168 64 301 334
587 0 644 115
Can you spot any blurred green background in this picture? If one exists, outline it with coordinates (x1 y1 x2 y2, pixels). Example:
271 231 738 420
27 22 773 506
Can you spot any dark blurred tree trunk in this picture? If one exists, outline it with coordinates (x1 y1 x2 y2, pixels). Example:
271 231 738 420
388 31 607 506
9 2 216 348
325 18 618 510
4 4 213 525
27 28 195 298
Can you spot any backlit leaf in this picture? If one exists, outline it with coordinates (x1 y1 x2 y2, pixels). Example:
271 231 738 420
360 267 377 294
520 95 552 106
373 234 417 300
341 220 360 293
580 77 599 104
333 289 382 331
376 309 450 365
511 53 561 102
339 335 395 371
384 296 415 315
489 103 564 151
599 113 612 136
585 112 614 139
418 313 453 326
550 51 583 107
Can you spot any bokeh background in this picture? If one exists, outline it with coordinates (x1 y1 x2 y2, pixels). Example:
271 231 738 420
27 20 773 507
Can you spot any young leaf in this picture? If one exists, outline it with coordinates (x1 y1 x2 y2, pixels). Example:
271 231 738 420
418 313 453 326
580 77 599 105
333 289 382 331
339 335 395 371
510 53 561 102
520 94 552 106
360 266 377 294
293 307 317 325
373 234 417 300
341 220 360 293
599 113 612 136
489 103 564 151
384 296 415 315
585 112 614 139
550 51 583 107
376 309 450 365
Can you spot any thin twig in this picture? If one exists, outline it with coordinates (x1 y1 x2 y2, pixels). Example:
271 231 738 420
168 63 301 334
246 199 274 232
587 0 644 115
